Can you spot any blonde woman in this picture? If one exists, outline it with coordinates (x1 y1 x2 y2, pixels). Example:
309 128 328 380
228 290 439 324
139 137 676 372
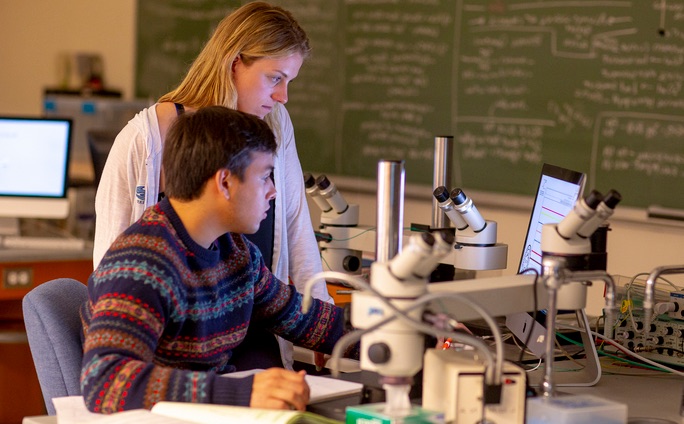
94 2 332 370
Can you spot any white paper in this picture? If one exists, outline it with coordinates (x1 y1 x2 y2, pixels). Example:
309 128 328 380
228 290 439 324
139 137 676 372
52 396 191 424
151 402 300 424
49 371 361 423
304 374 362 404
221 369 362 404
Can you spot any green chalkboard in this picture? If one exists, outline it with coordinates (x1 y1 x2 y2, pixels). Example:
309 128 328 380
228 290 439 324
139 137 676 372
135 0 240 100
136 0 684 211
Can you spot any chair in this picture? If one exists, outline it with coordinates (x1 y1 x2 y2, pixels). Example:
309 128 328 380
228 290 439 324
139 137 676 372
87 129 118 189
22 278 88 415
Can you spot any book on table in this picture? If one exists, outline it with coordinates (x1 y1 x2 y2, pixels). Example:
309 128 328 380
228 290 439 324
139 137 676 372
151 401 344 424
49 373 362 424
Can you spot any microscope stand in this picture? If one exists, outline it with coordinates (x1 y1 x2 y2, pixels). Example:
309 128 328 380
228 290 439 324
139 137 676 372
528 308 601 388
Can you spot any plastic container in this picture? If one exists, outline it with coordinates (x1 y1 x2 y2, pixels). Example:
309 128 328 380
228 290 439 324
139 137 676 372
526 394 627 424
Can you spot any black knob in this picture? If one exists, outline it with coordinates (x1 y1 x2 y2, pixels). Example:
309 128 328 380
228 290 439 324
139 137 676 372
343 255 361 273
434 229 455 245
368 343 391 364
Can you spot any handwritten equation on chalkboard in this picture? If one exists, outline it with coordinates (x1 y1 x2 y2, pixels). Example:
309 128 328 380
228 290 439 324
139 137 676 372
136 1 684 210
449 1 684 210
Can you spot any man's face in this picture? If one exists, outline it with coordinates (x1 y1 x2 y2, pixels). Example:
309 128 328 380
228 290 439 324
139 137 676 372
225 151 276 234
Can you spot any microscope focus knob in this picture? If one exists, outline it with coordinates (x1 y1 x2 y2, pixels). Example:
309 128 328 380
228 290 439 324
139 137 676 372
343 255 361 273
367 342 391 364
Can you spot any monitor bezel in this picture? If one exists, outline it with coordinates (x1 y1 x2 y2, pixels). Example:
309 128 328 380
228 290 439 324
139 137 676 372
0 115 73 221
506 163 586 358
517 162 586 275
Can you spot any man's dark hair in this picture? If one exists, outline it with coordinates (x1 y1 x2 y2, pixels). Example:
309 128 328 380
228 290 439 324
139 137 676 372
163 106 277 201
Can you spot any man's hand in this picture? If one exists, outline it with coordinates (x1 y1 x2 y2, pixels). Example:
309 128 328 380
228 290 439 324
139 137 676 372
250 368 310 411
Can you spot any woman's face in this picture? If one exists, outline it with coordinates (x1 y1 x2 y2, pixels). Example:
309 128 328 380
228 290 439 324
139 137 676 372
232 53 304 119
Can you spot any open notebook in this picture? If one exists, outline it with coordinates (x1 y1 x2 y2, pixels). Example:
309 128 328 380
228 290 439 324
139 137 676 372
49 373 362 424
51 396 344 424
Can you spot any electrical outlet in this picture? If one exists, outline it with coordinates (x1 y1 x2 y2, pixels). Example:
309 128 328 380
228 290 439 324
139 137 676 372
2 267 33 289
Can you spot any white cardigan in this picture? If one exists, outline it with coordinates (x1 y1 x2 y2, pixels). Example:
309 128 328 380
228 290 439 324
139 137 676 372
93 104 332 368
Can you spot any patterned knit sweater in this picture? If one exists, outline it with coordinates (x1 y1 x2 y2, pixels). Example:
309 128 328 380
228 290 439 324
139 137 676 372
80 198 354 413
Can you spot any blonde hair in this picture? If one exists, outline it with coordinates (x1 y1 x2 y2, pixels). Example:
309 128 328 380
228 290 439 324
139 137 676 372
158 2 310 136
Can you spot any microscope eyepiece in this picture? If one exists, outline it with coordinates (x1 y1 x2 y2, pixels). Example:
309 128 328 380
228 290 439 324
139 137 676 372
314 174 348 214
303 172 316 189
557 189 603 239
389 232 437 280
602 189 622 209
433 186 450 203
584 190 603 209
576 189 622 238
434 186 468 230
303 173 332 212
449 188 486 233
315 174 331 190
449 188 467 206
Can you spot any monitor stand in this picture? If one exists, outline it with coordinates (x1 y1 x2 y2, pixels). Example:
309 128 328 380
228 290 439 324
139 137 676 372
528 308 601 388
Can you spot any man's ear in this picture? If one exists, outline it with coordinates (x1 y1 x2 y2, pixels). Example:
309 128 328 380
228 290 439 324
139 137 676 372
216 168 232 200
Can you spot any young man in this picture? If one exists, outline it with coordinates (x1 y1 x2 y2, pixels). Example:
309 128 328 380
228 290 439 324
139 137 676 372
80 106 356 414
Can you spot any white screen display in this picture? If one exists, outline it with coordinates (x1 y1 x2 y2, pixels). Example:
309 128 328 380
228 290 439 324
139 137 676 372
0 118 71 198
518 170 584 274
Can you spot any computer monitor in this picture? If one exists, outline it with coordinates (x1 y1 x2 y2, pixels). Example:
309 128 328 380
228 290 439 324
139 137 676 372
0 116 72 235
506 163 585 357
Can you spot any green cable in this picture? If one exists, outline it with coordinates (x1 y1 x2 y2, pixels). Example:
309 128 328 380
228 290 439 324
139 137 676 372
314 225 429 242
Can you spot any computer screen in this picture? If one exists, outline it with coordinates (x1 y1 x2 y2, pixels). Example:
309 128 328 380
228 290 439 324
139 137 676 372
0 116 72 235
506 163 585 357
518 163 586 274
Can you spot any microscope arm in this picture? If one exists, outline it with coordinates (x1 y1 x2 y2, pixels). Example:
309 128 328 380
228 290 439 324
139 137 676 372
302 270 501 384
327 295 499 384
427 274 546 321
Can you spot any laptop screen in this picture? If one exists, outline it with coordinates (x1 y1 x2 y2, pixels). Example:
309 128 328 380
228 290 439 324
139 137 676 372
506 163 586 358
518 163 586 274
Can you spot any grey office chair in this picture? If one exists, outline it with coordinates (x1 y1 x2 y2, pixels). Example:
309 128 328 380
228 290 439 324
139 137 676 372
22 278 88 415
87 129 118 189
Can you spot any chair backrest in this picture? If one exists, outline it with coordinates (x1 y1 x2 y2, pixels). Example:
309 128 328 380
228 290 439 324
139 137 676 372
23 278 88 415
87 129 118 189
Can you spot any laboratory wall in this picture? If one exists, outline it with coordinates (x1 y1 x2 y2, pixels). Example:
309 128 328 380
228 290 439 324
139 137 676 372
0 1 137 115
2 1 684 316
